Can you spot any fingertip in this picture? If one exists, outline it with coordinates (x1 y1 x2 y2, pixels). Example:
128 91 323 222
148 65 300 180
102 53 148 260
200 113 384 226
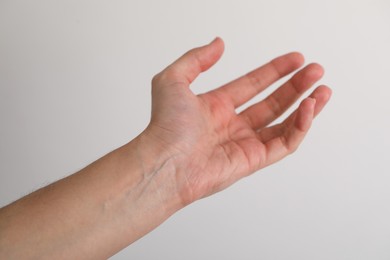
306 63 325 79
199 37 224 70
210 36 225 57
280 52 305 69
291 63 324 92
211 36 224 47
164 37 225 84
271 51 305 78
317 85 332 101
289 51 305 66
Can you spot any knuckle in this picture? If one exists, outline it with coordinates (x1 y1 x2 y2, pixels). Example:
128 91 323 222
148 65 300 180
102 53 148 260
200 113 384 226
289 145 298 154
280 135 297 155
266 95 282 117
151 72 162 86
289 141 300 154
151 69 179 87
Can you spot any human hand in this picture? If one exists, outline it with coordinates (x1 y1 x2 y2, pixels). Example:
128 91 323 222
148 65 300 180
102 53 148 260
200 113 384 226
141 38 331 205
0 38 331 259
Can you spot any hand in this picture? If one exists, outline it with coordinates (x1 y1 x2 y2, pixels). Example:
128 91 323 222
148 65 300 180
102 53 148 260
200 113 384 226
0 38 331 259
142 37 331 205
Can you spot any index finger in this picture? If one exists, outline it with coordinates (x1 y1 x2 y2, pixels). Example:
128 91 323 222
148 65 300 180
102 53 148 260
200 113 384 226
211 52 305 108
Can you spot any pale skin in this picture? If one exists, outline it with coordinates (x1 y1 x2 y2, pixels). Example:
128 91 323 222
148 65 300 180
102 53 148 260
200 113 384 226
0 38 331 259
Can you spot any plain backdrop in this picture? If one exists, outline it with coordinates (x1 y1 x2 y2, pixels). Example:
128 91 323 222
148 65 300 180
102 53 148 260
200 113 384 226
1 0 389 259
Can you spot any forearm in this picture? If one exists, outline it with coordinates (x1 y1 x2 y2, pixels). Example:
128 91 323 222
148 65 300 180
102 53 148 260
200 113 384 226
0 134 184 259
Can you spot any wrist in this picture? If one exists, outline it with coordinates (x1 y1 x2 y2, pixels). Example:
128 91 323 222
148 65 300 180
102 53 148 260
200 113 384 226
122 131 187 217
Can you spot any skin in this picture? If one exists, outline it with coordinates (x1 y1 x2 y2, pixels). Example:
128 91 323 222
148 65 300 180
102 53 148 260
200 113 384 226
0 37 331 259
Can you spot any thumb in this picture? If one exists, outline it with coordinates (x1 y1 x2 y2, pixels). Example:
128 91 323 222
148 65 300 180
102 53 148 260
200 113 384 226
153 37 225 87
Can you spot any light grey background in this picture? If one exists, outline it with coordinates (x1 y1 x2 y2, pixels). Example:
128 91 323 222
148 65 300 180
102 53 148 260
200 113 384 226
1 0 389 259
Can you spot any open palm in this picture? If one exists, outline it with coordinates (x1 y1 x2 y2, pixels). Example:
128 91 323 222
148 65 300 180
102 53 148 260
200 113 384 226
145 38 331 204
